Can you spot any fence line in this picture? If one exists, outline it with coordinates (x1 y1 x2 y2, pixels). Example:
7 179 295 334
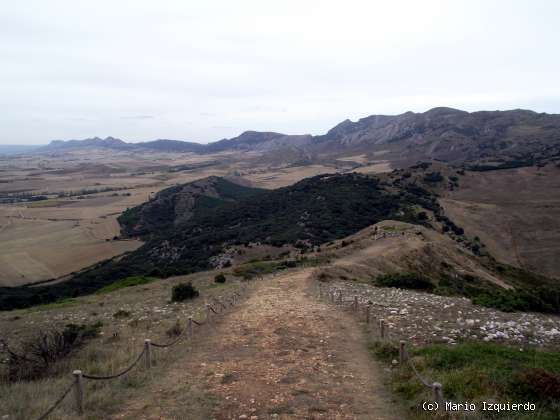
36 380 75 420
81 347 146 380
317 283 446 409
34 288 245 420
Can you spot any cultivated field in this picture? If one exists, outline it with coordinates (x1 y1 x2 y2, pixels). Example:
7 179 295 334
0 149 234 286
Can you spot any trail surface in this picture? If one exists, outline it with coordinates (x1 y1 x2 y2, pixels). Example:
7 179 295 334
114 270 399 419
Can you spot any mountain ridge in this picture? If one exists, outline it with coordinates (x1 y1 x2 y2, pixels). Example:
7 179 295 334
35 107 560 167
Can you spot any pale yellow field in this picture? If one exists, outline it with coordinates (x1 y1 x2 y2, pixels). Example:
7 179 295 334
335 154 369 164
0 204 141 286
0 150 221 286
352 161 392 174
242 164 337 188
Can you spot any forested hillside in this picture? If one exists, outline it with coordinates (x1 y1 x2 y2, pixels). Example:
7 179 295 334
0 173 436 310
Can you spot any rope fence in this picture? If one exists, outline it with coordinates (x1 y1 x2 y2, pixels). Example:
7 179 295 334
34 286 246 420
36 380 75 420
317 283 446 409
81 347 146 380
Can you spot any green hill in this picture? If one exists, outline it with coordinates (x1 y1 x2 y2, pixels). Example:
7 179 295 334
0 173 437 310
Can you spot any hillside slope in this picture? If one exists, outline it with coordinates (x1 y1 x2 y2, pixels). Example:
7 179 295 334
118 176 264 238
314 219 560 313
313 107 560 165
0 173 437 310
440 164 560 279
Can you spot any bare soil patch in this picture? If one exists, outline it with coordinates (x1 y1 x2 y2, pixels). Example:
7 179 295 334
113 270 400 419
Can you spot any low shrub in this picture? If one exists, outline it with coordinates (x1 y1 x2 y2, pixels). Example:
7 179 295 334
423 171 444 183
373 342 560 418
214 273 226 283
166 320 182 337
368 341 398 362
470 288 560 313
511 368 560 401
374 272 434 291
232 259 305 280
113 309 131 318
171 282 199 302
0 322 102 381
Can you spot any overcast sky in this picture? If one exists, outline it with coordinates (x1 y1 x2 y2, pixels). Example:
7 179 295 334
1 0 559 145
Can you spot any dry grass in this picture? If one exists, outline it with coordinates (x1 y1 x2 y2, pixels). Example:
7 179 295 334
0 269 245 420
442 165 560 279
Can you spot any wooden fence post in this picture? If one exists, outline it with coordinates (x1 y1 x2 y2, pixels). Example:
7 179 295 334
366 303 371 324
206 304 212 324
379 319 385 339
399 341 407 363
72 369 84 416
187 317 193 338
144 339 152 369
433 382 444 407
338 291 343 304
353 296 358 312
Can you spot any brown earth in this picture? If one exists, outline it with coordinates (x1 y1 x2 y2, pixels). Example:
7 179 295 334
112 270 400 420
441 164 560 278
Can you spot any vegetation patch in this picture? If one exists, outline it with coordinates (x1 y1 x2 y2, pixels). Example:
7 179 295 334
171 282 199 302
467 263 560 313
166 320 182 337
0 322 102 382
232 259 307 280
96 276 154 294
214 273 226 283
374 273 434 291
113 309 131 318
27 297 79 312
371 263 560 314
371 341 560 419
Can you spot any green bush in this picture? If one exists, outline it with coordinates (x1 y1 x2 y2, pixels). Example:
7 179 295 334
374 272 434 291
171 282 199 302
470 289 558 313
214 273 226 283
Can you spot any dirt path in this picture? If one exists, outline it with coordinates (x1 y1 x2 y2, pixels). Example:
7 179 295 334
113 270 400 419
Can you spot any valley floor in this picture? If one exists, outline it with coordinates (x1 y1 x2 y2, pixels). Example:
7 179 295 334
112 269 400 419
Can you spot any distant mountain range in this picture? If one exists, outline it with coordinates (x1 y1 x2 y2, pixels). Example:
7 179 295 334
36 107 560 167
41 137 204 153
0 144 42 155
